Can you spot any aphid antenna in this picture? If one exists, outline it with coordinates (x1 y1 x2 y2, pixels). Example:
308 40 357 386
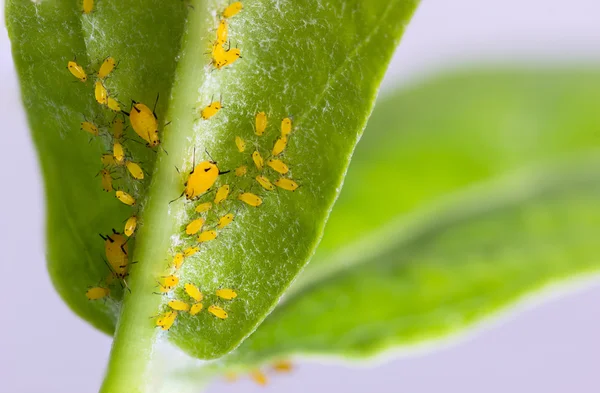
152 93 160 116
169 192 185 205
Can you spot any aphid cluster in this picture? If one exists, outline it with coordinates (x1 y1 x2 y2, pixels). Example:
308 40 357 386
77 0 302 338
73 52 160 299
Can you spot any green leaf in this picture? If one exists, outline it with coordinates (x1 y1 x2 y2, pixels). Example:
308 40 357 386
225 155 600 366
6 0 419 390
218 69 600 366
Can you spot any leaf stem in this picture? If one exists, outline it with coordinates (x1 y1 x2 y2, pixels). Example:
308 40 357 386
100 1 210 391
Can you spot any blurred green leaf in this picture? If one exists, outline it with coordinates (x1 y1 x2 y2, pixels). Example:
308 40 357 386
226 155 600 365
6 0 419 390
219 69 600 366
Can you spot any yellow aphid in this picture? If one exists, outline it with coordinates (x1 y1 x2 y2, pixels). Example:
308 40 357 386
126 161 144 180
216 288 237 300
82 0 94 14
217 213 234 229
184 283 203 302
107 97 121 112
223 1 243 18
100 231 128 278
185 161 220 200
208 305 228 319
113 142 125 164
255 111 267 136
281 117 293 137
212 40 227 62
67 60 87 82
250 370 268 386
81 121 98 136
86 286 109 300
112 118 124 139
168 300 190 312
190 303 204 315
216 19 228 45
198 230 217 242
256 175 275 191
235 136 246 152
116 190 136 206
215 48 241 69
101 154 116 166
195 202 212 213
272 136 288 156
275 178 299 191
94 81 108 105
129 101 160 147
98 56 116 79
156 311 178 331
159 275 179 293
172 253 184 270
201 101 223 120
272 360 293 373
252 151 263 170
124 216 137 237
184 246 199 257
238 192 262 207
214 184 230 204
267 159 289 174
185 218 205 235
100 169 113 192
235 165 247 177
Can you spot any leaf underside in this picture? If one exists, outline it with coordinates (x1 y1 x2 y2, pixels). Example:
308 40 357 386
6 0 419 360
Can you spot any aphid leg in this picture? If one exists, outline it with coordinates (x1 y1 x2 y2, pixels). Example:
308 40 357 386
152 93 160 119
169 191 185 205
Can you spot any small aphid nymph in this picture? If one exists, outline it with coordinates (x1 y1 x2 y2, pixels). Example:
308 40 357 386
252 151 264 170
267 158 289 174
98 56 117 79
250 370 268 386
185 218 205 235
156 311 178 330
198 230 218 243
107 97 121 112
216 288 237 300
274 178 299 191
159 275 179 293
82 0 94 14
113 142 125 165
216 19 228 45
68 60 87 82
94 81 108 105
256 175 275 191
126 161 144 180
222 1 243 18
272 136 288 156
281 117 293 137
101 154 116 166
86 286 109 300
238 192 262 207
184 247 199 258
124 216 138 237
172 253 184 270
255 111 267 136
112 118 124 140
200 100 223 120
190 303 204 315
168 300 190 312
208 304 228 319
116 190 136 206
184 283 203 302
100 169 114 192
195 202 213 213
235 136 246 152
81 121 99 136
214 184 230 204
217 213 234 229
235 165 247 177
